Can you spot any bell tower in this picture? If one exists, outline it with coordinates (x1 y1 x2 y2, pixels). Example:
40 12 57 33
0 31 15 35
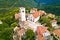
20 7 26 21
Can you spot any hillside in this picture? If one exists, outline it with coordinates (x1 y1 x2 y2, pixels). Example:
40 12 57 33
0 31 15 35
0 0 60 15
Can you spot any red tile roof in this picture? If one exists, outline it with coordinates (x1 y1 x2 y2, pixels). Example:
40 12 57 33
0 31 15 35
36 26 50 40
17 29 25 36
39 10 46 15
53 30 60 37
32 10 46 18
36 26 49 35
32 11 40 18
15 13 20 19
37 35 45 40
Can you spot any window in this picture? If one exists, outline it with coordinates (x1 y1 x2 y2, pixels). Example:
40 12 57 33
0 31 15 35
22 11 24 12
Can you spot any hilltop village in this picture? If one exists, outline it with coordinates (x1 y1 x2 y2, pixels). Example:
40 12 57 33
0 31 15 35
13 7 60 40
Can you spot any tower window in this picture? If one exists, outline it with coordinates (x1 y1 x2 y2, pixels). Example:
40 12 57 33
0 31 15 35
22 11 24 12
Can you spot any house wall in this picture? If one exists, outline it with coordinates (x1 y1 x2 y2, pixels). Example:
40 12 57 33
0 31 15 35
34 16 40 22
27 14 40 22
27 14 34 22
52 22 57 27
43 32 50 37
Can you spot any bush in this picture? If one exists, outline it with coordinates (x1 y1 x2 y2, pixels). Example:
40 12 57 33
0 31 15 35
10 22 18 27
0 22 9 31
23 29 35 40
0 27 14 40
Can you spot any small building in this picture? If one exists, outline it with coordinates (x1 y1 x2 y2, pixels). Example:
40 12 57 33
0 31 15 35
28 10 46 22
36 26 50 40
17 29 26 40
27 11 40 22
47 13 55 18
53 29 60 39
15 13 20 20
17 29 26 36
13 26 20 40
51 19 57 27
13 26 26 40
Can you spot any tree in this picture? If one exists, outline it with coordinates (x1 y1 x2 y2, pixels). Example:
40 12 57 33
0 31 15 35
0 7 19 40
0 27 13 40
34 0 41 9
10 22 18 27
0 22 9 31
56 16 60 24
22 29 35 40
39 17 52 27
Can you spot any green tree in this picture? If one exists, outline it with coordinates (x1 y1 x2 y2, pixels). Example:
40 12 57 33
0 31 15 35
0 8 19 40
0 27 13 40
10 22 18 27
23 29 35 40
56 16 60 24
39 17 52 27
0 22 9 31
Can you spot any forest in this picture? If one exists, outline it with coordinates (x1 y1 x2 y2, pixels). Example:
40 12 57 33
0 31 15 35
0 0 60 15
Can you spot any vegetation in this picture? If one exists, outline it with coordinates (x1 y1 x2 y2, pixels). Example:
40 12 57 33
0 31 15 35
56 16 60 24
38 16 56 32
22 29 35 40
39 16 52 27
0 8 19 40
0 0 60 15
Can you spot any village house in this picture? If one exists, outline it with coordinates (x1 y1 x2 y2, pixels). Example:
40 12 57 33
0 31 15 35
36 26 50 40
15 13 20 20
27 11 41 22
27 9 46 22
47 13 55 18
13 26 26 40
51 19 57 27
13 26 20 40
17 29 26 40
53 29 60 39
